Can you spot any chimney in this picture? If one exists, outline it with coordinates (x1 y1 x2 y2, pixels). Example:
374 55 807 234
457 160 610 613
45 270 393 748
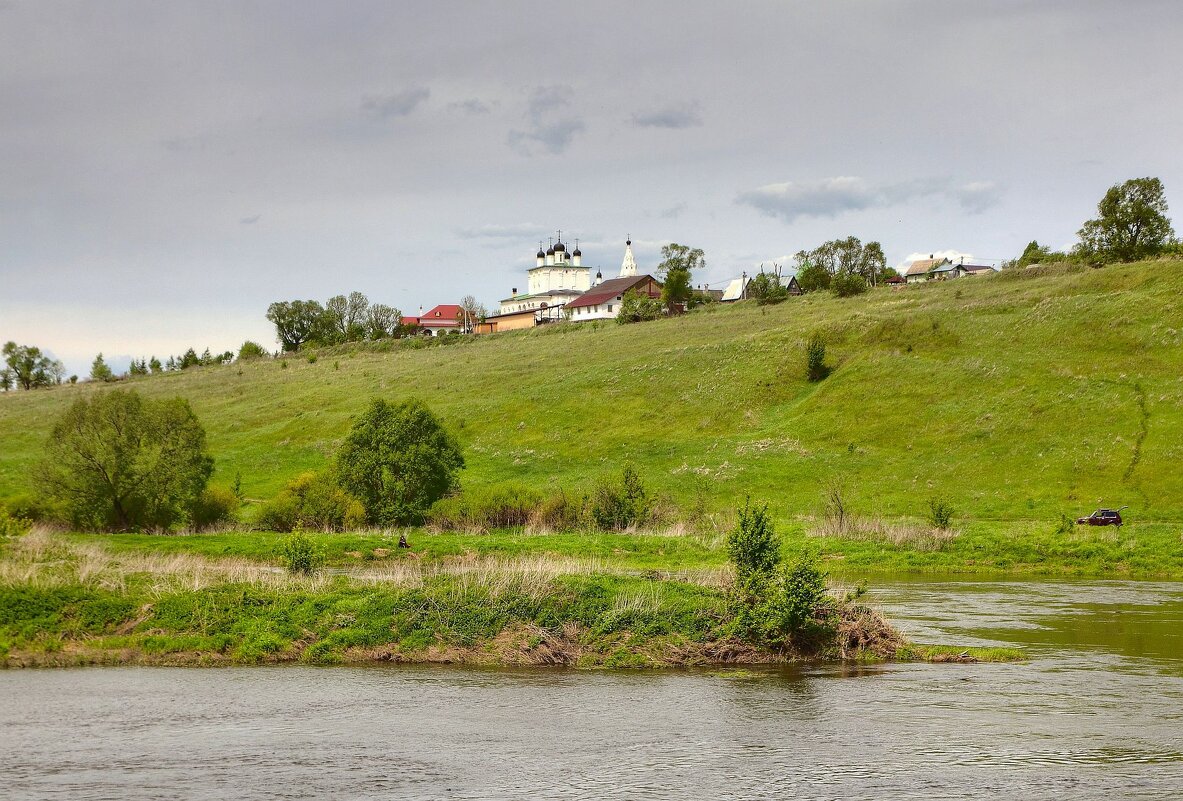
512 287 518 295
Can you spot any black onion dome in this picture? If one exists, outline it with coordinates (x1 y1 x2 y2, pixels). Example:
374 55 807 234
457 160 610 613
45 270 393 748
536 247 545 258
546 245 555 255
573 246 582 256
554 241 566 252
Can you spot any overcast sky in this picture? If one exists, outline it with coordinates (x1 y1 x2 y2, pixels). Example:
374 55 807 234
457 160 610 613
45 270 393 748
2 0 1181 376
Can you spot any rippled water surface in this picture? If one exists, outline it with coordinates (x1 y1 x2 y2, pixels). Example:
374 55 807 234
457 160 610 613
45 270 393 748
3 578 1183 800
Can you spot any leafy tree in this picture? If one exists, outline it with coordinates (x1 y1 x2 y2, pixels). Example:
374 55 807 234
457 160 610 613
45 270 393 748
3 342 56 390
366 304 400 340
796 261 831 292
808 236 886 285
747 271 789 305
0 368 12 392
267 300 325 352
323 292 370 343
149 356 163 373
616 289 665 324
1015 240 1057 268
35 390 214 530
90 353 115 382
238 340 268 360
129 359 148 377
335 398 465 526
831 272 868 298
657 242 703 313
1077 177 1175 262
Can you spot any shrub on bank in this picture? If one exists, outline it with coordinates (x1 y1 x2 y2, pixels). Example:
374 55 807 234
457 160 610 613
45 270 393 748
726 499 836 647
590 465 652 530
189 484 240 530
256 472 366 532
427 483 545 531
278 531 325 575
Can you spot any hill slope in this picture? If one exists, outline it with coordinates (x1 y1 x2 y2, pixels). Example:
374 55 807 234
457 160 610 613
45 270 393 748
3 260 1182 522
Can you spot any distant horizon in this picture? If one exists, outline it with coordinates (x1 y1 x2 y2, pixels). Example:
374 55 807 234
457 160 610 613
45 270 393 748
3 1 1180 375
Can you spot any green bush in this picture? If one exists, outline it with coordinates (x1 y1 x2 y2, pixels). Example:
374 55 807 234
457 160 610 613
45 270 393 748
590 465 650 530
189 484 240 530
615 290 665 325
764 554 834 642
747 273 789 305
806 334 830 382
727 500 779 583
427 483 545 530
796 262 831 293
256 472 366 532
0 507 30 539
336 398 465 526
928 497 955 529
279 531 325 575
237 340 269 360
831 272 868 298
725 502 836 646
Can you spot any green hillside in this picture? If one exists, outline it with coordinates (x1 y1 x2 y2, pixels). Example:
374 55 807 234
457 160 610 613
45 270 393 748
3 260 1182 524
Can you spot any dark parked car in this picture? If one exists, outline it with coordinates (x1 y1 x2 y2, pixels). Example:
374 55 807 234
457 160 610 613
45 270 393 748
1076 507 1126 527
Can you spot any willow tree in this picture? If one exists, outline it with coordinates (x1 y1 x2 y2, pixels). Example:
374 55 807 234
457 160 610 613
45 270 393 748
37 390 213 530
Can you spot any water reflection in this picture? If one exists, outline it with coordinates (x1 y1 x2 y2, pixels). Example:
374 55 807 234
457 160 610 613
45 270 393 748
1 578 1182 800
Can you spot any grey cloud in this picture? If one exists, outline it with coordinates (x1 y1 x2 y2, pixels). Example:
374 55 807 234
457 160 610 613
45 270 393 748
448 98 494 115
508 85 585 156
659 202 688 219
955 182 1003 214
736 177 1001 224
361 87 430 119
630 103 702 129
240 214 261 225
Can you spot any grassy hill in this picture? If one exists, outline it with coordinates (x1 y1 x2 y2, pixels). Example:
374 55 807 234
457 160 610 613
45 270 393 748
3 259 1183 526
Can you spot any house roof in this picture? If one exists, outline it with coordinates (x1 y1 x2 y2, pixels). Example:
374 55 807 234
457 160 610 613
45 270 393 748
720 277 747 301
418 304 463 326
401 316 420 326
884 275 906 284
482 307 539 321
566 275 659 310
905 258 948 276
962 264 995 273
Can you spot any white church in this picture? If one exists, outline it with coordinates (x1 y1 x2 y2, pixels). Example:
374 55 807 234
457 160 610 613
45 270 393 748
479 234 660 333
498 235 591 316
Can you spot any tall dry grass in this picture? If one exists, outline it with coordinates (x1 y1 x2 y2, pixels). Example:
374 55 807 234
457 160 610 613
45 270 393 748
808 515 958 551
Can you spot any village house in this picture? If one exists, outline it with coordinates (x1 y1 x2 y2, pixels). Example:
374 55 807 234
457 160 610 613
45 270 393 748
720 270 802 301
904 255 952 283
565 239 662 321
416 304 465 336
905 255 997 283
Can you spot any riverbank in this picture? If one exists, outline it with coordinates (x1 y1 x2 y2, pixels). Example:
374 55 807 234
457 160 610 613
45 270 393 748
54 517 1183 581
0 529 1018 669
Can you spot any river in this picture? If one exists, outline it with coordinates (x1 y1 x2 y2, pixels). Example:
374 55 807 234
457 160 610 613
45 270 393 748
3 577 1182 800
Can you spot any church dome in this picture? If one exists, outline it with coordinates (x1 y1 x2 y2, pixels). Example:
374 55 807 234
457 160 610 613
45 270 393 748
573 246 582 257
546 245 555 256
554 241 566 253
536 246 545 258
